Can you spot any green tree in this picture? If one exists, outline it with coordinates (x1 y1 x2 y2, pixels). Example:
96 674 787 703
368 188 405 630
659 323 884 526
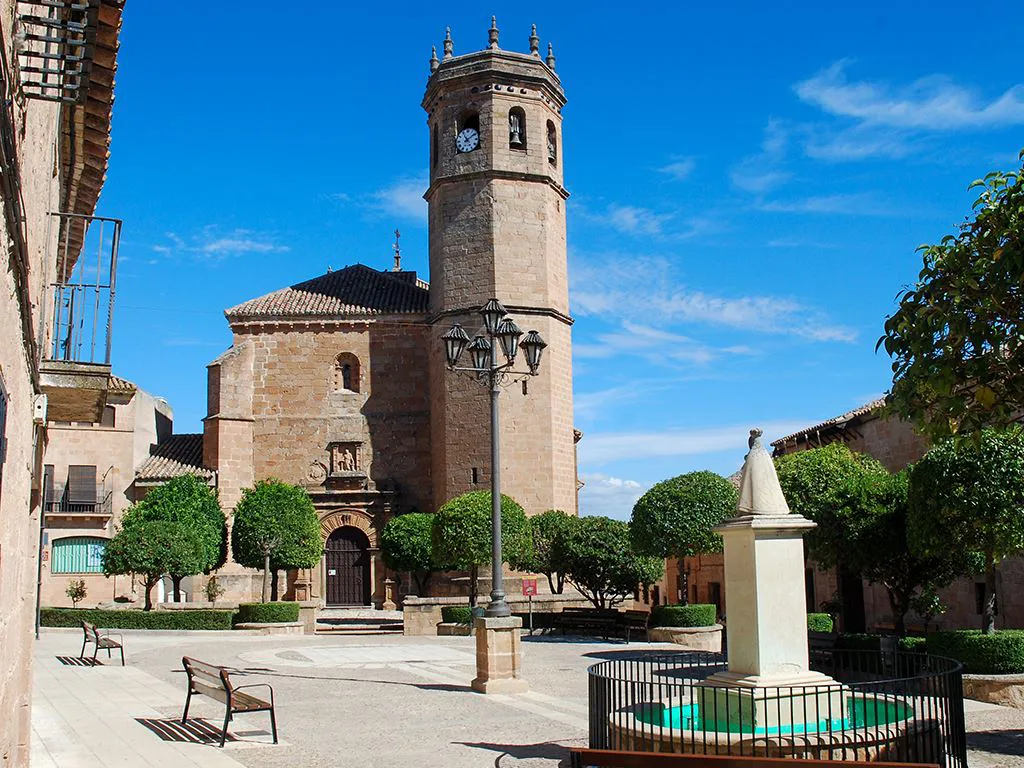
381 513 447 596
777 444 965 635
630 471 736 604
909 428 1024 634
132 475 225 601
526 509 577 594
102 518 206 610
231 480 323 602
775 443 887 568
431 491 532 607
879 151 1024 440
552 516 663 609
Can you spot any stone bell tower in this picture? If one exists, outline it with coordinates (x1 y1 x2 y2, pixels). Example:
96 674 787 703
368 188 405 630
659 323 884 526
424 20 576 517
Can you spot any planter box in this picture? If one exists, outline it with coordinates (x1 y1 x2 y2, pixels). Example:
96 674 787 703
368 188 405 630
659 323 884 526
963 673 1024 709
437 622 472 637
647 623 723 652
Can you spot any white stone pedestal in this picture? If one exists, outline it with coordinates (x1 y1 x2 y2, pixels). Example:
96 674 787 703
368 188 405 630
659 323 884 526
471 616 528 694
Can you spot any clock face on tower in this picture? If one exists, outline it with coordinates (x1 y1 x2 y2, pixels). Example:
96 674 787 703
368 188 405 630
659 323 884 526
456 127 480 153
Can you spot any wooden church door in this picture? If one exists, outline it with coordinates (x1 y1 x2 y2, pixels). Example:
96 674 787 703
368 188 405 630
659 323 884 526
325 526 370 606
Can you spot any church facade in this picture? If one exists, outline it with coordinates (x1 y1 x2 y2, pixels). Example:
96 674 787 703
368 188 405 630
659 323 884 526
199 25 577 606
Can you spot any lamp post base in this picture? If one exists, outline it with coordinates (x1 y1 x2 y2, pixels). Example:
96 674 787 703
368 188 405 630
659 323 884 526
471 615 528 695
484 589 511 618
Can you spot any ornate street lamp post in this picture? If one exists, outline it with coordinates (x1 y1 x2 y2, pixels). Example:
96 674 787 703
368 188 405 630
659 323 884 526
441 299 546 617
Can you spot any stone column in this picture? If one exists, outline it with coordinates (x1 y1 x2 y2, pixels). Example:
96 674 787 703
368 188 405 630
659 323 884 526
471 616 528 694
699 429 842 731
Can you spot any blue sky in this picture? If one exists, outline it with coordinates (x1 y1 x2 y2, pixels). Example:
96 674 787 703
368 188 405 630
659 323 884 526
103 3 1024 519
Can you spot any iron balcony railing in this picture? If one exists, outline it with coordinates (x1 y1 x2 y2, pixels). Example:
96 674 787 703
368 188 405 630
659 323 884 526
15 0 99 103
47 212 120 366
45 489 112 516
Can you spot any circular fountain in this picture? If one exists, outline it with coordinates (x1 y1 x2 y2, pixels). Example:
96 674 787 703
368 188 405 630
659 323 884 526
586 430 967 766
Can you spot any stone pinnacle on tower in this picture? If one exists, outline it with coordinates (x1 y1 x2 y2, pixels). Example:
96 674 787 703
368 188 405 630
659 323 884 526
429 45 439 73
546 42 556 70
443 26 453 60
529 24 540 56
489 16 499 49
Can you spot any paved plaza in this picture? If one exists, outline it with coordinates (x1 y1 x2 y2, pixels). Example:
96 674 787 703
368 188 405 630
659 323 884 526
30 629 1024 767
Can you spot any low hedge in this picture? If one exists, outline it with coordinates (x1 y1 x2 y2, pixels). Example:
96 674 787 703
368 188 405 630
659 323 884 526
235 602 300 624
927 630 1024 675
41 607 233 631
807 613 834 633
441 606 473 624
651 603 717 628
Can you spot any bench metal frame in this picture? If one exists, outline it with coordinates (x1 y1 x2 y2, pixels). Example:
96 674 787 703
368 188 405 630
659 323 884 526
79 620 124 665
181 656 277 748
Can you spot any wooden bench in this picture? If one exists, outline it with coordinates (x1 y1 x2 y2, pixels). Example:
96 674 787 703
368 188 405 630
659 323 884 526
620 610 650 643
554 607 622 640
570 748 938 767
181 656 278 747
80 620 124 665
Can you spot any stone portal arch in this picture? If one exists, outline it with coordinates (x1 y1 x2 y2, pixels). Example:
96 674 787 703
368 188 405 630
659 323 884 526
320 509 376 548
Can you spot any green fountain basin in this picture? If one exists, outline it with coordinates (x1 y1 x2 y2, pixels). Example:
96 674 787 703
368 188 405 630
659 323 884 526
636 694 913 736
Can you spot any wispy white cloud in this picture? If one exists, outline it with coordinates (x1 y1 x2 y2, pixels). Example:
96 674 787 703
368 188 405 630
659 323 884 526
575 322 759 368
368 177 427 223
730 119 792 194
758 192 901 217
802 123 915 162
796 60 1024 131
658 158 696 181
605 204 672 235
151 228 289 259
579 420 812 467
578 473 648 520
571 254 856 343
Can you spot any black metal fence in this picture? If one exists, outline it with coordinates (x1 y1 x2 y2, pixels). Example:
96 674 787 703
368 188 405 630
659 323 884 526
587 649 967 767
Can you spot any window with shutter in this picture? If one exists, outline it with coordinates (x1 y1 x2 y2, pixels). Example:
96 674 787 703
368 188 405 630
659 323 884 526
66 465 97 505
51 536 107 574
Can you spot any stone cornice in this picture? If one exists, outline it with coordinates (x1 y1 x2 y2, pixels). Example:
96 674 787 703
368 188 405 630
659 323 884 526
424 169 569 201
423 49 565 111
429 304 573 327
227 315 430 333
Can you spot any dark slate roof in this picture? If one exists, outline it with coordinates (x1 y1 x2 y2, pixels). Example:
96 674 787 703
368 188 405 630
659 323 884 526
770 397 887 448
135 434 213 482
225 264 430 320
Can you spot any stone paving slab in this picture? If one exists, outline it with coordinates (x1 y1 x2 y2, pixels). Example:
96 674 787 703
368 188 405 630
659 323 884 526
32 630 1024 767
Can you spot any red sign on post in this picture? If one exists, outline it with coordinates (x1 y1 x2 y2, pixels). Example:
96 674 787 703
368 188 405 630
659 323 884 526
522 578 538 596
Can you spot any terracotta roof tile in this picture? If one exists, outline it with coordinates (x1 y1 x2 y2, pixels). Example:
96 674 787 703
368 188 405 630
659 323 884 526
136 434 213 483
770 397 888 448
108 375 136 392
226 265 429 321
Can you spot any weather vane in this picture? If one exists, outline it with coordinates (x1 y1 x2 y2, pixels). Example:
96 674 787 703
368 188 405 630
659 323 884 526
392 229 401 271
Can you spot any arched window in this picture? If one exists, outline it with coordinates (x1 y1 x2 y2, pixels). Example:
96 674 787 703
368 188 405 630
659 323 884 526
332 353 361 393
52 536 107 574
546 121 558 165
508 107 526 150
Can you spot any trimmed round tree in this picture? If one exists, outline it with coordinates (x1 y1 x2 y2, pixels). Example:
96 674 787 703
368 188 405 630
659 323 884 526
909 428 1024 634
231 480 323 603
103 518 206 610
527 509 577 594
132 474 225 601
552 516 664 609
381 512 446 596
630 471 736 604
431 491 532 607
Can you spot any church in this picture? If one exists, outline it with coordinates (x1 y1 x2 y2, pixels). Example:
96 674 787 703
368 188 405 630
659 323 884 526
187 24 579 606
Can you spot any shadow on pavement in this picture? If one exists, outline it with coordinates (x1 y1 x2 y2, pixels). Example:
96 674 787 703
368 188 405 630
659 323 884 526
457 739 575 767
967 728 1024 758
136 717 236 744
